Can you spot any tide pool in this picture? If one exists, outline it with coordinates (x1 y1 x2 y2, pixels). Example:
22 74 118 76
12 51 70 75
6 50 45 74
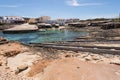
0 29 88 43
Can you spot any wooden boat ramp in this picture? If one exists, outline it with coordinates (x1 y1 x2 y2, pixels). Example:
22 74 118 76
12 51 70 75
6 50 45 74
28 39 120 55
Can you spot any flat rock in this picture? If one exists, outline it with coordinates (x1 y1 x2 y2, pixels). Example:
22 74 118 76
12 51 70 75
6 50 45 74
7 52 40 72
38 58 120 80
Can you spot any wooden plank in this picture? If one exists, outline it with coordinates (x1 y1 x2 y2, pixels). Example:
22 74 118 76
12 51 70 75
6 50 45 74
67 40 120 42
29 43 120 50
34 45 120 55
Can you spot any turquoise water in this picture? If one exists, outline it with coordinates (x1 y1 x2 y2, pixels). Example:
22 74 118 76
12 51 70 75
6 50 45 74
0 29 88 43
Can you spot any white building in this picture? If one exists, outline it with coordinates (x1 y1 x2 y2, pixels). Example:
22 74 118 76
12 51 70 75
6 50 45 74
56 18 66 26
3 16 24 21
39 16 51 23
66 18 80 23
0 16 24 24
0 17 3 23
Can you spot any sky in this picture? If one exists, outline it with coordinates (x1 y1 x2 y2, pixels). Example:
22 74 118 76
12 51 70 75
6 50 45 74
0 0 120 19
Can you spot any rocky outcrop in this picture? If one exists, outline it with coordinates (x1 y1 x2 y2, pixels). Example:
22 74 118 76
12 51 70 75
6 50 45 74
15 64 28 74
0 40 120 80
0 42 29 57
0 66 34 80
58 51 120 64
90 29 120 40
0 41 30 66
0 36 7 42
0 55 7 66
27 59 53 77
110 58 120 65
7 52 41 73
0 41 42 80
0 25 14 30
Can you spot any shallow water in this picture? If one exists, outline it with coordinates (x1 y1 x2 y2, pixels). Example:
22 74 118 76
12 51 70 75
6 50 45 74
0 29 88 43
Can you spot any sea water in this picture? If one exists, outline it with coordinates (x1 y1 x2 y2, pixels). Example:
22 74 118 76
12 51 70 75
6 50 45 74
0 29 88 43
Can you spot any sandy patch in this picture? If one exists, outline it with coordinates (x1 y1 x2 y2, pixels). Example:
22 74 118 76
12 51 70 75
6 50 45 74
27 59 53 77
39 58 120 80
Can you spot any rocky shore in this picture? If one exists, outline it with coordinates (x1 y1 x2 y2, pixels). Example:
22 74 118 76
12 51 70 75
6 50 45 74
0 25 14 30
0 36 120 80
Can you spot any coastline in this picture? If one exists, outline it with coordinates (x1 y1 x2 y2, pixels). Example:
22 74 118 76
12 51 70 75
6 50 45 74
0 0 120 79
0 35 120 80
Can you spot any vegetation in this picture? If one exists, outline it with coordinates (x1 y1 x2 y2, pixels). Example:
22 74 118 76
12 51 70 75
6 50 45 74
86 18 109 21
111 18 120 22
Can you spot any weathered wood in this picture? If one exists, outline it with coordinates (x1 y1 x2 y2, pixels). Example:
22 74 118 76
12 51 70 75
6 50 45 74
30 43 120 50
67 40 120 42
34 45 120 55
28 38 120 55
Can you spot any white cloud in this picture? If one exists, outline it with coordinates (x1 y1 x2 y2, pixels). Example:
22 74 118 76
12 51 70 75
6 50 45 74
0 5 19 8
66 0 80 6
78 3 102 6
66 0 103 7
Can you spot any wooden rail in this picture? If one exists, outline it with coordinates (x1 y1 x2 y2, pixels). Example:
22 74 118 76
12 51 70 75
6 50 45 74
67 40 120 42
28 43 120 55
